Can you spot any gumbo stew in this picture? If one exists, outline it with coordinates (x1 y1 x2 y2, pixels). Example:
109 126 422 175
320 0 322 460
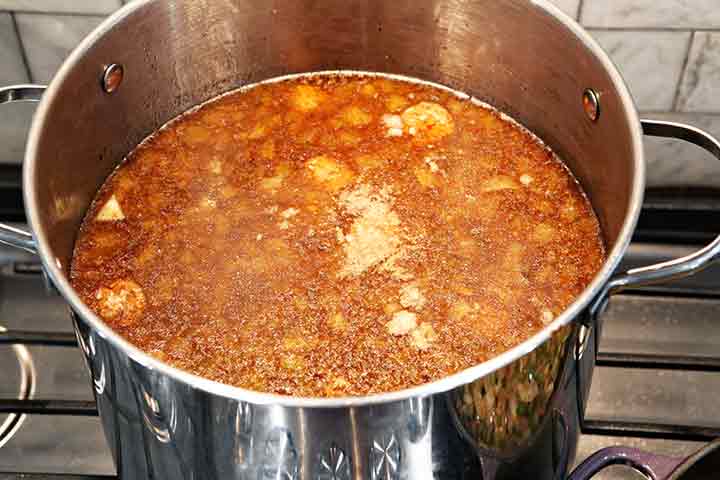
70 73 605 397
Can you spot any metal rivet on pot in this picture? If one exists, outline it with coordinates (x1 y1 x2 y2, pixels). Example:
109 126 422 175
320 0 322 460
582 88 600 122
102 64 124 94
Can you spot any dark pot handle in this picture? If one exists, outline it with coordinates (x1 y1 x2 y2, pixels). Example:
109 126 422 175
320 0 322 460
0 84 46 254
567 446 682 480
591 120 720 315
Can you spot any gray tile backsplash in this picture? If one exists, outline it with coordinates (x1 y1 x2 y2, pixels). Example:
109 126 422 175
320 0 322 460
0 1 719 188
548 0 580 19
591 30 691 111
0 0 122 15
582 0 720 29
0 13 28 84
14 13 104 83
644 113 720 187
0 101 35 165
677 32 720 113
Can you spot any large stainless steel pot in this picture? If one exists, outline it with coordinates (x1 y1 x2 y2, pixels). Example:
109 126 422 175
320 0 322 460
1 1 719 478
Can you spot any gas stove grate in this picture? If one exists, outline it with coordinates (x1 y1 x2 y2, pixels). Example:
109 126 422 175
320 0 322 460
1 191 719 479
2 327 720 479
0 474 111 479
0 330 111 479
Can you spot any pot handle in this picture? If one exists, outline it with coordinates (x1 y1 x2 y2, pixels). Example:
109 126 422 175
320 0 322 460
592 119 720 314
567 446 682 480
0 84 46 254
571 120 720 480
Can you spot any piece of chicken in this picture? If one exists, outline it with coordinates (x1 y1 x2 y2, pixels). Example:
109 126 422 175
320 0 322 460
401 101 455 142
94 279 146 326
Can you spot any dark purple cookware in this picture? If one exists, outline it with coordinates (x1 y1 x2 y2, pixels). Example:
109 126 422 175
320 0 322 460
569 439 720 480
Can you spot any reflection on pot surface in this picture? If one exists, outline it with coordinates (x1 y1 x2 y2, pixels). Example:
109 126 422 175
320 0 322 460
451 325 572 454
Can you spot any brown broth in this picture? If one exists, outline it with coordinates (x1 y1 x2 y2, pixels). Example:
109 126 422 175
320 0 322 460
70 73 605 397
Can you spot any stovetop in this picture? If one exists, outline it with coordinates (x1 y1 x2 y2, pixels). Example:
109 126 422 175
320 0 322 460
1 110 720 479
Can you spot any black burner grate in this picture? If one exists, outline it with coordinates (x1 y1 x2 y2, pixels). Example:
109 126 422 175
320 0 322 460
0 475 112 479
1 324 719 479
1 192 719 478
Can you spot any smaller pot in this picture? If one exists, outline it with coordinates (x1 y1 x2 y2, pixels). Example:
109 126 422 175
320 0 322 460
569 439 720 480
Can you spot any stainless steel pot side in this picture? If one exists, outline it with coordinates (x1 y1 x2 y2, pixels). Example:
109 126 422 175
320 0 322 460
1 1 719 479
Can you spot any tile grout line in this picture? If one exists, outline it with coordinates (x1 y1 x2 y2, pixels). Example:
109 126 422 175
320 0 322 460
576 0 585 23
9 12 34 84
672 31 695 112
585 26 720 33
0 9 110 18
640 110 720 116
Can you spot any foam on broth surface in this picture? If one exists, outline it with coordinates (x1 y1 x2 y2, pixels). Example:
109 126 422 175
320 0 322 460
70 72 605 397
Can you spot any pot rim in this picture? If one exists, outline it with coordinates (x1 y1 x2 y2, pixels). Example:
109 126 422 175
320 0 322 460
23 0 645 408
